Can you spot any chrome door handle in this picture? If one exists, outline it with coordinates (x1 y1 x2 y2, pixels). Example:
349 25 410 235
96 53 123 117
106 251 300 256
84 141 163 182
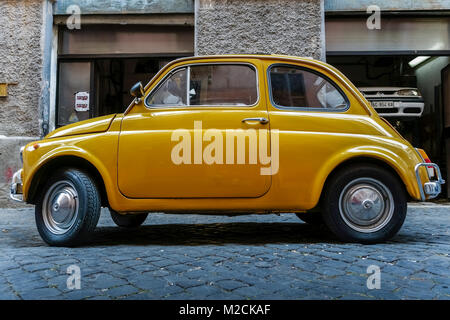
241 117 269 124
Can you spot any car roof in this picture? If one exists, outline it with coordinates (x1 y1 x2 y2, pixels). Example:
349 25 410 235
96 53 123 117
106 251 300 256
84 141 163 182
170 54 320 66
140 54 374 116
144 54 335 91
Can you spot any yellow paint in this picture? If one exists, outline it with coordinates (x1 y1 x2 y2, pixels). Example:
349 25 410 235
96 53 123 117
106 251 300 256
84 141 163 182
21 55 431 213
45 114 117 139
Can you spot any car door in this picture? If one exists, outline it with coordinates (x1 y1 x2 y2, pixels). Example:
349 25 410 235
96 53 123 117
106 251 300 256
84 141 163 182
118 60 272 198
265 63 355 207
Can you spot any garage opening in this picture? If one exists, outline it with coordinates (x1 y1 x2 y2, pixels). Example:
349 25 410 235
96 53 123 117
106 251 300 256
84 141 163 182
327 55 449 198
326 15 450 199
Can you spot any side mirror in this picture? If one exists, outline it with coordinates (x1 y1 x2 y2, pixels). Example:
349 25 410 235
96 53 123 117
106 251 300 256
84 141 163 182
130 81 144 99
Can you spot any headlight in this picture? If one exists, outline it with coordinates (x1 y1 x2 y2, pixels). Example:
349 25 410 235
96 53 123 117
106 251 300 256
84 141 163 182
397 89 419 96
20 146 25 164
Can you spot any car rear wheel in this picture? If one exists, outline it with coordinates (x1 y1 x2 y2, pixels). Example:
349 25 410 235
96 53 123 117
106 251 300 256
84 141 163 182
321 164 407 244
35 168 101 246
110 210 148 228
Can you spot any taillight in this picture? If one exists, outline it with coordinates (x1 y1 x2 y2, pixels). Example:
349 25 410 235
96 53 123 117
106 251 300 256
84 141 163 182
417 148 430 162
416 148 435 178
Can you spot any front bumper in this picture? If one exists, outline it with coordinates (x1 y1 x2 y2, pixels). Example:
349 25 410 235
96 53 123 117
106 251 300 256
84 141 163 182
415 163 445 201
10 169 24 202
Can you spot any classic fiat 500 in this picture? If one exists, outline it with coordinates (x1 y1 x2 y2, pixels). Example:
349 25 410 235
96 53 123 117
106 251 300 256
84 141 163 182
10 55 444 246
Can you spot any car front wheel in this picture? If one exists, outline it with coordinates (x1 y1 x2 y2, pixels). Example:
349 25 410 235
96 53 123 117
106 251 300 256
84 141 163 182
321 164 407 244
35 168 101 246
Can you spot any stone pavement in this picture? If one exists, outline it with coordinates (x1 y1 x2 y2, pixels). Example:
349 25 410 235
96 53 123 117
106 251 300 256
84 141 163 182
0 204 449 300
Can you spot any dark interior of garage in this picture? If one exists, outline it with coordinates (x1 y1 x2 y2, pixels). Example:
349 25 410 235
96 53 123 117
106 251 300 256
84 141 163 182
94 58 174 116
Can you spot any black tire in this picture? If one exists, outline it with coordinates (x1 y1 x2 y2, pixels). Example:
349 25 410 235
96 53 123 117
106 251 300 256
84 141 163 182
35 168 101 246
295 212 324 225
110 209 148 228
321 164 407 244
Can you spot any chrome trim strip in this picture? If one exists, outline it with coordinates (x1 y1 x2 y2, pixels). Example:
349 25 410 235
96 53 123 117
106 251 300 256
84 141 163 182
186 66 191 106
414 163 445 201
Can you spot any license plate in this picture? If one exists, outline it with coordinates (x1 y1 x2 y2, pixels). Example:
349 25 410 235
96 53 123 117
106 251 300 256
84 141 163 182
371 101 395 108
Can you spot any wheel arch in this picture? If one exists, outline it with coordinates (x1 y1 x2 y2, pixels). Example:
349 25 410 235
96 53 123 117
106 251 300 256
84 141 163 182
317 155 413 207
27 155 109 207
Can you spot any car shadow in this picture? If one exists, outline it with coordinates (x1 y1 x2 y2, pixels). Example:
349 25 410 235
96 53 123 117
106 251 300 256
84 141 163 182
86 222 338 247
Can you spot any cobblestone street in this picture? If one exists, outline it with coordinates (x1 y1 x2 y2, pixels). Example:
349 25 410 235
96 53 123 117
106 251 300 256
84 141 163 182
0 204 449 300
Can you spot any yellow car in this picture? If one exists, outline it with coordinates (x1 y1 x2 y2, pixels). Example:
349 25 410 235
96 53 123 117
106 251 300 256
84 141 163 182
10 55 444 246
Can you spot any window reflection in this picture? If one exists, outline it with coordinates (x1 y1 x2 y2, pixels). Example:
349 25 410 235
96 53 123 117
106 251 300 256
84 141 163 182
270 66 347 110
147 69 187 106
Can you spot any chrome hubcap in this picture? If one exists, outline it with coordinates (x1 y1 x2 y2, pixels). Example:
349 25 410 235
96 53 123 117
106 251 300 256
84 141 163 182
42 181 78 235
339 178 394 233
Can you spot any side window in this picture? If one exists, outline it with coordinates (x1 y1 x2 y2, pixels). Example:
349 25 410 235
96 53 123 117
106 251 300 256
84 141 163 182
269 66 348 110
189 65 257 106
147 68 187 106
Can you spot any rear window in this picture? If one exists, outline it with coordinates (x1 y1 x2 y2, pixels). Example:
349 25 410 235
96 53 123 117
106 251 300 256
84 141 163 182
269 65 348 110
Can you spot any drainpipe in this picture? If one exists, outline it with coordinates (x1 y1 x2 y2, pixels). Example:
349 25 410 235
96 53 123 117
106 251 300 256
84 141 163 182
40 0 55 137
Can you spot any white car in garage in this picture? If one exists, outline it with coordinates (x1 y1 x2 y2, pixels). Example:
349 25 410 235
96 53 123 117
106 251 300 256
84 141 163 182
358 87 425 118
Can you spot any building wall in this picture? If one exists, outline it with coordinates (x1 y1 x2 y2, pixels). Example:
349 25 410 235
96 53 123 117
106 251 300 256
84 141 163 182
0 0 44 137
195 0 325 60
0 0 49 207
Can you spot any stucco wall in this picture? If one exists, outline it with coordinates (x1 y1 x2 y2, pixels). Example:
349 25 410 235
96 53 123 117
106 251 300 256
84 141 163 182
0 0 44 137
195 0 325 60
0 0 45 207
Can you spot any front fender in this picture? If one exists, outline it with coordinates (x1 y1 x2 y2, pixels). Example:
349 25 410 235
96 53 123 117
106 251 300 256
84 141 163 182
22 136 116 204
